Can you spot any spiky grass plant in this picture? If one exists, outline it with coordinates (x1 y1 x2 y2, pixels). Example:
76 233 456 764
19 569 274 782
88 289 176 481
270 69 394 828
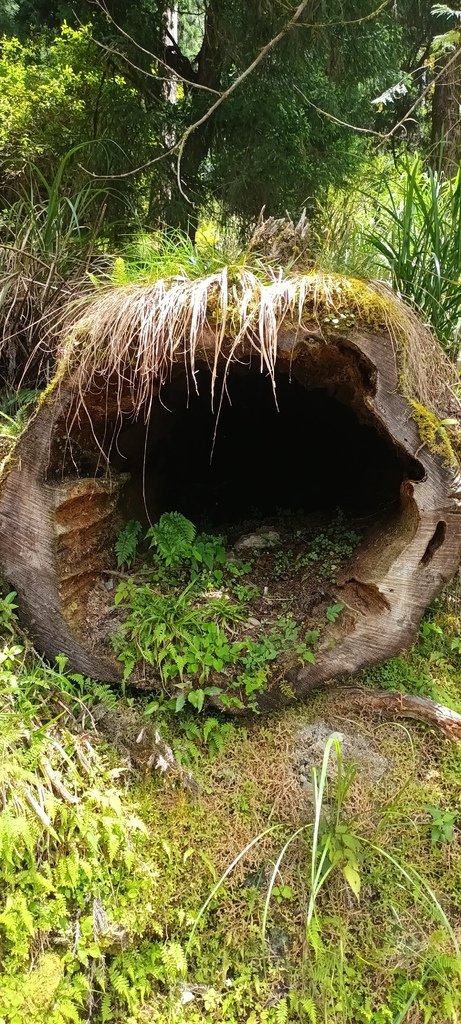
367 158 461 359
0 148 108 380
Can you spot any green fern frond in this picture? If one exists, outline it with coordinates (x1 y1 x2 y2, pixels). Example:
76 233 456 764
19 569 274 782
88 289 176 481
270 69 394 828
147 512 196 567
108 966 131 1002
302 997 318 1023
161 941 187 981
100 992 113 1023
115 520 142 568
274 998 288 1024
432 4 461 20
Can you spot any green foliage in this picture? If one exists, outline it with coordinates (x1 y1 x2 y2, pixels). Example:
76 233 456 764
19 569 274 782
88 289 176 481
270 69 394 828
0 388 38 461
364 604 461 711
0 628 173 1023
2 576 461 1023
274 512 361 583
366 157 461 356
113 513 317 710
299 737 362 931
0 149 108 376
147 511 198 567
326 602 345 623
168 715 238 765
114 519 142 568
274 999 288 1024
0 1 425 231
426 804 458 845
0 24 152 215
105 230 263 288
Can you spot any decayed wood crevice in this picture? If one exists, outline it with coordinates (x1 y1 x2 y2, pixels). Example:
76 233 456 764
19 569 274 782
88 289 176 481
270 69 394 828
0 310 460 703
0 396 124 678
257 328 461 709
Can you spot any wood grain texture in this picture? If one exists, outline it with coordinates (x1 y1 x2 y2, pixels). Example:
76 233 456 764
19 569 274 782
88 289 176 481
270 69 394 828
0 325 460 702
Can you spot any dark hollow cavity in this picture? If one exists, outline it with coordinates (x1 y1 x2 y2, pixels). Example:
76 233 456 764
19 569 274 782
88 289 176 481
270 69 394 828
110 364 421 529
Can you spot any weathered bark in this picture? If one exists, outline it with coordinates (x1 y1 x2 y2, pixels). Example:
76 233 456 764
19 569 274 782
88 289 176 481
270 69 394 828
0 322 460 705
331 686 461 741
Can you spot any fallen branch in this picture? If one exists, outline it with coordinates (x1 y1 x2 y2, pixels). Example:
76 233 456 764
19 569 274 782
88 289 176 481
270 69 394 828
335 687 461 741
41 758 79 805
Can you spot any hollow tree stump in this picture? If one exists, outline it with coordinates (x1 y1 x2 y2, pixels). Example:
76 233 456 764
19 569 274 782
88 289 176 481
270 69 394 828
0 272 460 709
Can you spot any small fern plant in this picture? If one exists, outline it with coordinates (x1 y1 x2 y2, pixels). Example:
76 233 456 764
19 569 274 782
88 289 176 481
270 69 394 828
115 520 142 568
274 997 288 1024
147 512 197 567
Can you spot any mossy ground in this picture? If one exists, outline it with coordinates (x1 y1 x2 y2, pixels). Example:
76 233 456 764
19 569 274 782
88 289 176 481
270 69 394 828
2 579 461 1023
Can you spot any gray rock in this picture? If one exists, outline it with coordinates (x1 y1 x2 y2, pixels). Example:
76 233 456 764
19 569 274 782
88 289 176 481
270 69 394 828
234 529 280 551
293 719 389 787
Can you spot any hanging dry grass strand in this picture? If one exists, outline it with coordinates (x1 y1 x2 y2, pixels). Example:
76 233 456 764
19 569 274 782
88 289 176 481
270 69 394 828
55 269 460 424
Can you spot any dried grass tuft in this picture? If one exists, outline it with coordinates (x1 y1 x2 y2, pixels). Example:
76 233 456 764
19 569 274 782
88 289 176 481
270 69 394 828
52 268 460 423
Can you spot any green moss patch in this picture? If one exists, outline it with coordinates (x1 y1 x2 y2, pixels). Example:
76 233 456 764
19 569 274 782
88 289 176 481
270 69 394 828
1 576 461 1022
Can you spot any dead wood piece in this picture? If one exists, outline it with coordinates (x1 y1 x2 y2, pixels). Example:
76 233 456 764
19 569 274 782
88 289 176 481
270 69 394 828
333 686 461 741
41 758 79 804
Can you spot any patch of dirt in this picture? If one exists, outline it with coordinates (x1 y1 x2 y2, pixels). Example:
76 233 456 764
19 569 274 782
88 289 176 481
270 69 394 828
293 718 390 789
228 510 362 631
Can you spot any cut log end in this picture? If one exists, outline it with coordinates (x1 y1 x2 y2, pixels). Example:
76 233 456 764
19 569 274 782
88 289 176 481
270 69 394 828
0 315 460 709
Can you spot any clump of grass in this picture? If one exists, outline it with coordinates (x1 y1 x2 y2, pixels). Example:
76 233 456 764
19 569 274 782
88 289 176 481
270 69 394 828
367 157 461 359
0 148 108 381
54 254 459 435
105 228 264 287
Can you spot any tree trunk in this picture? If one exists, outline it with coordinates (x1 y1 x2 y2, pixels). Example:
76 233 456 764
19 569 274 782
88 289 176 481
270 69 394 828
162 0 223 231
431 41 461 176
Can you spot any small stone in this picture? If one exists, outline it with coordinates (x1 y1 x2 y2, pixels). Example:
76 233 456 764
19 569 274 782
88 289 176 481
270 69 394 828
234 530 280 551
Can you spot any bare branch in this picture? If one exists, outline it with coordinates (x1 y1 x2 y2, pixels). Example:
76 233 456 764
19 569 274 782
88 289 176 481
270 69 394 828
295 0 393 29
81 0 312 183
294 85 384 137
80 0 424 189
175 0 311 198
91 0 219 94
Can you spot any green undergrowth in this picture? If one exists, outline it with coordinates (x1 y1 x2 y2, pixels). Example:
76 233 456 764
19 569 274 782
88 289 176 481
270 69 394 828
111 512 352 712
0 388 38 466
1 578 461 1023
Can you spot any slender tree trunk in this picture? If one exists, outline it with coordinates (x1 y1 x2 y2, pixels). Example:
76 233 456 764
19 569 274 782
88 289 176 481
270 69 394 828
431 41 461 176
164 0 223 233
164 6 179 108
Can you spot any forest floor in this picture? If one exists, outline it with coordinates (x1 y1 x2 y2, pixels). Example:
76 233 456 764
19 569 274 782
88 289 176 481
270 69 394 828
2 568 461 1024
